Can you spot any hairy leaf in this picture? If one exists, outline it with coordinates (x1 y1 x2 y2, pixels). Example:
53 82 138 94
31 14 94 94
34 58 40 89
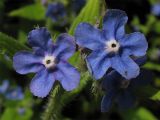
9 4 45 21
68 0 101 35
0 32 30 58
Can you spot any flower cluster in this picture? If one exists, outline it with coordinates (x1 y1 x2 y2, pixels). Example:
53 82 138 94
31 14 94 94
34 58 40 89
13 27 80 98
12 9 149 113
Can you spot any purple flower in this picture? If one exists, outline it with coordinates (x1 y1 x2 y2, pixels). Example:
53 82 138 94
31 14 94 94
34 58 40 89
151 3 160 16
101 56 151 112
46 2 66 22
5 86 24 100
13 27 80 98
0 80 9 94
75 9 148 80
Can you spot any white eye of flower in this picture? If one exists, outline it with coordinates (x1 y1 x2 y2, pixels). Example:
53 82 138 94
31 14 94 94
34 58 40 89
42 55 56 69
105 40 120 53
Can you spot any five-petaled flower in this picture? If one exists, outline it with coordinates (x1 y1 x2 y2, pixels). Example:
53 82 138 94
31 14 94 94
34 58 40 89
13 27 80 98
75 9 148 80
101 56 152 112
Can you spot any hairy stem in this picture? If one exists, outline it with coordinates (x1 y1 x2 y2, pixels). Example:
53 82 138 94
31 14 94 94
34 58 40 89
41 85 64 120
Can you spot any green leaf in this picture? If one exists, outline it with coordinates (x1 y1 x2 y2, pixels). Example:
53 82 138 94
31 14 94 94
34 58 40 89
0 32 30 58
42 72 91 120
0 0 4 10
154 21 160 33
144 62 160 72
1 107 33 120
122 107 157 120
68 0 101 35
151 91 160 100
9 4 45 21
18 31 27 44
69 51 81 66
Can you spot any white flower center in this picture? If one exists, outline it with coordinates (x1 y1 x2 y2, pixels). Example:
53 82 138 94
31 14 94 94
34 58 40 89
42 55 56 69
105 40 120 53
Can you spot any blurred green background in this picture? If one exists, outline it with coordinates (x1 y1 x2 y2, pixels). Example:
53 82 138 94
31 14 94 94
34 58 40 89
0 0 160 120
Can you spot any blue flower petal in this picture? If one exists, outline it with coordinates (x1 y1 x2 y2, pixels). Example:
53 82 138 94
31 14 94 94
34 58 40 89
28 27 53 50
120 32 148 56
55 61 80 91
46 3 66 22
75 23 105 50
103 9 128 40
151 3 160 16
53 33 76 60
111 55 140 80
13 51 44 74
133 56 147 66
86 49 111 79
0 80 9 94
101 90 117 112
101 71 122 90
116 91 136 109
30 69 55 98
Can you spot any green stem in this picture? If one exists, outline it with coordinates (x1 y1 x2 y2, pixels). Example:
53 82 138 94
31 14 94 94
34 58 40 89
42 85 64 120
41 72 90 120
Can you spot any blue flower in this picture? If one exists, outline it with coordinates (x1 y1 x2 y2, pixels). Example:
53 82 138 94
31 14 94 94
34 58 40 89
13 27 80 98
5 86 24 100
72 0 86 13
17 107 26 115
151 3 160 16
0 80 9 94
75 9 148 80
101 56 151 112
46 2 66 22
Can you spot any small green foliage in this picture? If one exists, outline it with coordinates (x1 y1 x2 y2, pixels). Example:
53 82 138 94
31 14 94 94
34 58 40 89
42 72 91 120
144 62 160 72
0 107 33 120
122 107 157 120
151 91 160 100
69 51 81 66
68 0 101 35
0 32 30 58
9 4 45 21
